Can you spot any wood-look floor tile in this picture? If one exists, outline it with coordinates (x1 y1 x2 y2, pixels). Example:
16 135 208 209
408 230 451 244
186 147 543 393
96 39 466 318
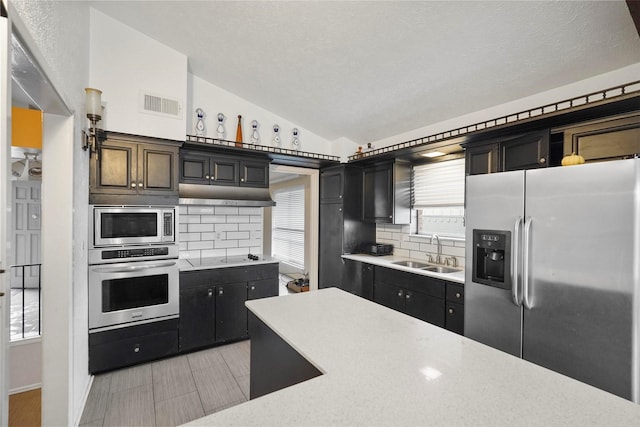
80 373 111 424
103 384 155 427
192 363 247 413
186 347 226 372
154 391 204 427
78 418 105 427
153 369 197 403
109 364 152 394
152 355 191 378
219 341 250 377
152 355 197 402
235 374 250 400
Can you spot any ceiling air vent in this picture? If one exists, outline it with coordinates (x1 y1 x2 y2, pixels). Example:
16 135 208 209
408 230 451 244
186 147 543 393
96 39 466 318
139 91 183 119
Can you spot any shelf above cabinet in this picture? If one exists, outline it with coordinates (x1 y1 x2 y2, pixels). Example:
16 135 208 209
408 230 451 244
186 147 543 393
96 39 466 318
185 135 340 169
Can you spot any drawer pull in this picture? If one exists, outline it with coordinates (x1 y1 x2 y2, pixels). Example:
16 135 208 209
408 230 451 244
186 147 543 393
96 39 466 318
448 308 454 314
134 344 140 353
455 292 461 299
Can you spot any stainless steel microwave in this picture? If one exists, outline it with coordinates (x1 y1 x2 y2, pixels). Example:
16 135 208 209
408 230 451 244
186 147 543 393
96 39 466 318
91 206 176 247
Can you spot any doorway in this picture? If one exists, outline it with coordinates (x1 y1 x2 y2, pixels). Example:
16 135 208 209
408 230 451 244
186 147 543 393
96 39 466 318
264 164 319 292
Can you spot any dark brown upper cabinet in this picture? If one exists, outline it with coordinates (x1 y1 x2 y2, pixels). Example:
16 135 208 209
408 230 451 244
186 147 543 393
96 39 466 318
90 132 180 205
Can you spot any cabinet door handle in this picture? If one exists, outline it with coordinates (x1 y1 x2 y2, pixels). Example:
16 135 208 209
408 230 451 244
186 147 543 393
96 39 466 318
405 293 411 300
205 175 210 179
241 177 245 182
211 176 216 181
448 307 454 314
250 285 255 291
131 182 136 188
397 291 403 298
208 289 213 297
138 182 143 188
218 288 224 295
539 158 546 164
455 292 461 299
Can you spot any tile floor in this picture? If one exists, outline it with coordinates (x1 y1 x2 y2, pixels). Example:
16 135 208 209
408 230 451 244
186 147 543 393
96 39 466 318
79 339 251 427
80 274 297 426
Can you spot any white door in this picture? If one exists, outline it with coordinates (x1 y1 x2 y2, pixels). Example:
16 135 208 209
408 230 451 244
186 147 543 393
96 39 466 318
0 3 11 425
11 181 41 288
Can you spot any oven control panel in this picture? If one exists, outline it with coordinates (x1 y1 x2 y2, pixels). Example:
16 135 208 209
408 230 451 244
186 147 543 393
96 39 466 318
101 246 170 260
89 244 179 265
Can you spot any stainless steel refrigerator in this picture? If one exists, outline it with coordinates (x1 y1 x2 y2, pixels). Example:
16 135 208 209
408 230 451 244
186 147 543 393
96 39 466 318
465 158 640 403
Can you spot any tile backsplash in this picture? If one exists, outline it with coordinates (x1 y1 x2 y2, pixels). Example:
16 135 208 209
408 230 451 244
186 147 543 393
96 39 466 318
376 223 466 268
178 205 263 259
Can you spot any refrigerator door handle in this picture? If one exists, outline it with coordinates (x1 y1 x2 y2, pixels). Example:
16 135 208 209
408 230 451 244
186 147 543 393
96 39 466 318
512 216 523 306
522 217 533 309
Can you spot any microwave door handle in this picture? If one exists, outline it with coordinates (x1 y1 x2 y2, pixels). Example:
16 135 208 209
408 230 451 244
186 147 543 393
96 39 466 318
92 261 177 273
512 216 522 307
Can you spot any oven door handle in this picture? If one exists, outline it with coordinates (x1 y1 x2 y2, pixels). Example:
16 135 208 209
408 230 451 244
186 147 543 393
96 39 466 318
92 261 177 273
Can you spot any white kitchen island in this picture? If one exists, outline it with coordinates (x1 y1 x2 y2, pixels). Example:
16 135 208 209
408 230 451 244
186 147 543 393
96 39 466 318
184 288 640 426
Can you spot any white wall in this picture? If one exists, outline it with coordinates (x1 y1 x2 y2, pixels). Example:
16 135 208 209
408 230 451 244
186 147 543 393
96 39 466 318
90 8 187 141
10 1 91 425
9 339 41 393
188 74 333 156
369 62 640 149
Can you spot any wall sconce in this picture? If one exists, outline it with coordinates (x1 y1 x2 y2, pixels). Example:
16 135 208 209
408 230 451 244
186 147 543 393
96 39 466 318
82 87 103 152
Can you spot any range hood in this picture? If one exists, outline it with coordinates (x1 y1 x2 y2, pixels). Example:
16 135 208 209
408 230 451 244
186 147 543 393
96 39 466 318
178 183 276 207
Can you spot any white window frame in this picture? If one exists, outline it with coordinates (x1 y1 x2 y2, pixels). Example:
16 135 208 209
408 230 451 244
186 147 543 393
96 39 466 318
412 158 466 238
271 185 305 270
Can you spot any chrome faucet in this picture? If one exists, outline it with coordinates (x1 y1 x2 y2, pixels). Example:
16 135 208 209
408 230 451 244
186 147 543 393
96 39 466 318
431 234 442 264
445 256 458 268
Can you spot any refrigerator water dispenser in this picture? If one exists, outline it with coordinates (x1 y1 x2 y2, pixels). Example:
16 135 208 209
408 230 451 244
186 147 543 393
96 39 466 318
472 229 511 290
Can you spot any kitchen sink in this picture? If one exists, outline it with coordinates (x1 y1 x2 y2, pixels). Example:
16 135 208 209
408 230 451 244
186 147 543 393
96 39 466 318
421 266 460 274
391 260 430 268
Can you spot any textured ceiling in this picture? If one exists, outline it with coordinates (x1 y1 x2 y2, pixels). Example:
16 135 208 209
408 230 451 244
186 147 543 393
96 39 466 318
88 1 640 145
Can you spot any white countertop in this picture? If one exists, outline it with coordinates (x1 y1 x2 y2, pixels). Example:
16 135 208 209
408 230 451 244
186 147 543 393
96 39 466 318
179 255 279 271
184 288 640 426
342 253 465 284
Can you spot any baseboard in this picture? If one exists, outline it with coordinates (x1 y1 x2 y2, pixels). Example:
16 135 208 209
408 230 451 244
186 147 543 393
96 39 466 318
73 375 95 427
9 383 41 395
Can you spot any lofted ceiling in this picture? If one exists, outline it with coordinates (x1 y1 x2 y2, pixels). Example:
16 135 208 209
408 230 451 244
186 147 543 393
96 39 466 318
87 1 640 145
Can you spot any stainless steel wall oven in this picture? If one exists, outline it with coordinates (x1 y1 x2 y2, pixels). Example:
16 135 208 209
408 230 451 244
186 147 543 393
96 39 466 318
89 205 179 332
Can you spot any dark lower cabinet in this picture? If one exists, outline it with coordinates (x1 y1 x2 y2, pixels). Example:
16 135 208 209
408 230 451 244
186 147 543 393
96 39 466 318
249 312 322 399
179 286 215 352
216 282 249 342
404 289 445 327
341 259 374 300
248 278 280 300
445 302 464 335
88 319 179 374
178 263 279 353
445 282 465 335
372 265 466 332
373 281 405 312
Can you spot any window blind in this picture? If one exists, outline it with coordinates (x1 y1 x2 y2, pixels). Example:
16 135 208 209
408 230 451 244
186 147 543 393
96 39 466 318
272 185 305 269
412 158 465 208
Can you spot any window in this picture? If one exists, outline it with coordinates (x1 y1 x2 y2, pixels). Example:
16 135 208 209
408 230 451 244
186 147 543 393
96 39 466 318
272 185 305 269
412 158 465 237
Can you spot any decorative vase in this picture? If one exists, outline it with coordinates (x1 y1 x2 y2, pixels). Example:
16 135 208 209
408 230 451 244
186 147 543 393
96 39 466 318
291 128 300 151
250 120 260 144
235 115 243 147
216 113 226 140
194 108 206 136
272 124 281 148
